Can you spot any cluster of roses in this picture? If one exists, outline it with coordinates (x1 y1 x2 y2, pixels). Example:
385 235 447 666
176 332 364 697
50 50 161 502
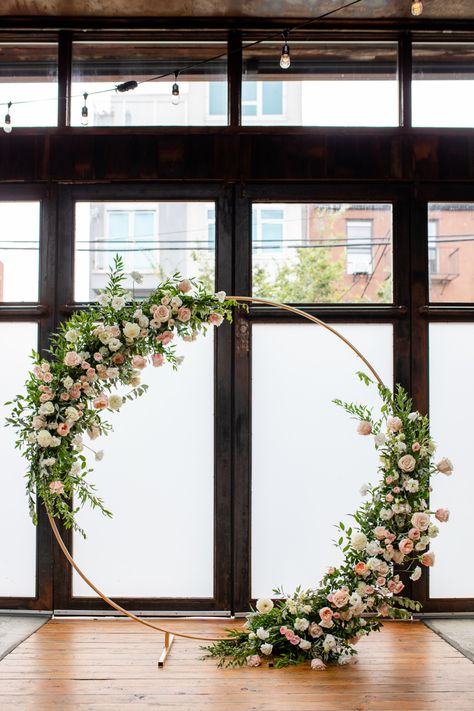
207 381 452 670
9 260 233 531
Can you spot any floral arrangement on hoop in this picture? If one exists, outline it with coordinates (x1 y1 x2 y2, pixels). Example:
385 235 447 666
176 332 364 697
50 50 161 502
6 256 236 536
207 374 453 669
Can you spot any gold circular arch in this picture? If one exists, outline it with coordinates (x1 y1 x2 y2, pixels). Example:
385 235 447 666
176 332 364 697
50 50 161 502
48 296 385 646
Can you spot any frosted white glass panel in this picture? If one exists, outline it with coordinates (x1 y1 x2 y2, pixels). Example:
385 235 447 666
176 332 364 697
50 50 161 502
0 323 38 597
251 323 393 598
73 331 214 598
0 202 40 302
429 323 474 598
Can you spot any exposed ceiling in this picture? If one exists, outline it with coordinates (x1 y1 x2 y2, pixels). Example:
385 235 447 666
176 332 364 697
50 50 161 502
0 1 472 20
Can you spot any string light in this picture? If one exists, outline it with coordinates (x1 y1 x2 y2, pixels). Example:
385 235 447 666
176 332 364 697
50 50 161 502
81 93 88 125
3 102 12 133
171 72 180 106
280 32 291 69
411 0 423 16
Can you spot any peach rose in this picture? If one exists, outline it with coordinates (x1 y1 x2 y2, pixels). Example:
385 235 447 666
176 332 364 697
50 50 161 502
412 442 421 452
156 330 174 346
374 527 389 540
63 351 81 367
398 454 416 472
156 305 170 322
408 527 421 540
399 538 414 555
57 422 70 436
32 416 45 430
357 420 372 436
152 353 164 367
354 562 368 576
387 416 403 432
421 551 435 567
411 512 430 531
93 394 109 410
332 589 350 608
177 306 191 322
49 480 64 495
131 355 147 370
178 279 192 293
308 622 323 638
319 607 333 623
311 658 326 671
111 352 125 365
436 458 453 476
394 581 405 594
435 508 449 523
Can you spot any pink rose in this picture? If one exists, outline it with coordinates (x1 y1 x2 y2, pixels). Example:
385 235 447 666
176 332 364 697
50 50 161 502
354 562 368 576
391 551 405 564
376 577 386 586
308 622 323 638
132 355 147 370
156 305 170 322
177 306 191 323
411 512 430 531
279 626 288 635
385 494 394 503
387 416 403 432
39 393 52 403
399 538 414 555
69 387 81 400
32 416 45 430
385 476 393 484
288 634 300 646
332 589 350 608
392 486 401 494
319 607 333 623
93 352 103 362
93 394 109 410
378 603 390 617
435 508 449 523
42 372 53 383
412 442 421 452
357 420 372 436
49 480 64 495
60 393 70 401
156 330 174 346
421 552 435 567
209 312 224 326
178 279 192 293
374 527 389 540
152 353 164 367
246 655 261 667
63 351 81 367
398 454 416 472
394 581 405 594
311 658 326 671
408 527 421 540
57 423 70 436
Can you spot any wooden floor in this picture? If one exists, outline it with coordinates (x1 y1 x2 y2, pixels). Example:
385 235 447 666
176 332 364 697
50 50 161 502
0 618 473 710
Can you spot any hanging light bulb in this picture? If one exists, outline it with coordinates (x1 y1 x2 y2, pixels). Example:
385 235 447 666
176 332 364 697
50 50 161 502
171 72 180 106
81 93 89 126
411 0 423 16
3 101 12 133
280 32 291 69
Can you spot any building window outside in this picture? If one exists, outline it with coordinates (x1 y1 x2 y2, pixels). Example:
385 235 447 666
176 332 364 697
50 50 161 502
346 220 373 275
428 219 439 276
95 210 156 272
209 81 284 118
253 208 285 252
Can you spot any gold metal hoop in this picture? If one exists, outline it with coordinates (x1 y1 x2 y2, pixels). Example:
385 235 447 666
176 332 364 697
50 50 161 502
48 296 386 653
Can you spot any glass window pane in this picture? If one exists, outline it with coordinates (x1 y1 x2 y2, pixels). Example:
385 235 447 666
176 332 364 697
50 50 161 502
252 203 392 304
251 323 393 597
0 323 38 597
428 203 474 303
0 202 40 302
74 201 216 301
262 82 283 115
71 42 227 127
242 42 398 126
208 81 227 115
412 44 474 128
429 323 474 598
0 43 57 126
73 331 214 598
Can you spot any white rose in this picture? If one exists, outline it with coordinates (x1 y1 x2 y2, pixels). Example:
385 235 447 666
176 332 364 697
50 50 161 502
216 291 226 303
123 322 141 340
410 566 422 581
138 315 149 328
294 618 309 632
95 450 104 461
43 457 56 466
97 293 110 306
367 557 382 572
109 395 123 411
65 329 79 343
299 639 311 651
350 532 368 551
380 508 394 521
98 331 111 344
170 296 182 309
63 376 74 390
374 432 386 447
260 643 273 655
50 436 61 447
359 483 369 496
27 433 36 443
39 401 55 416
108 338 122 352
256 627 269 640
404 478 419 493
349 592 362 607
322 634 337 652
65 406 80 422
255 598 274 614
111 296 126 311
366 541 380 556
106 368 119 379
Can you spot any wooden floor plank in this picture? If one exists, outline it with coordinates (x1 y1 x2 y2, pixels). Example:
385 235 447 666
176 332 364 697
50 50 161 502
0 619 472 711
